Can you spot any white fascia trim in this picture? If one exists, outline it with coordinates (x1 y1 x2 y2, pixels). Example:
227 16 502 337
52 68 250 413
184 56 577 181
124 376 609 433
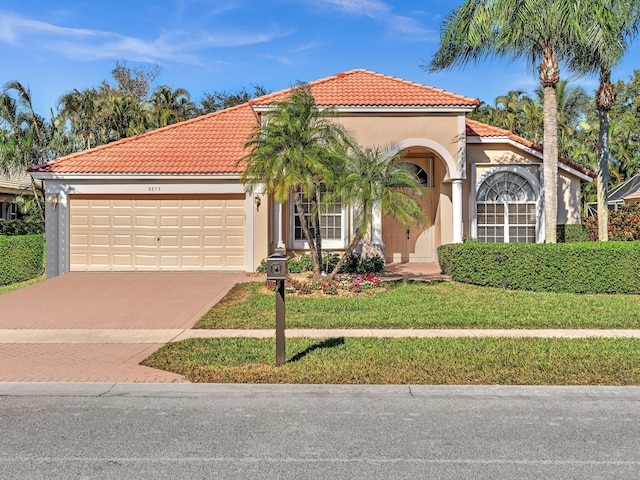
253 105 476 114
466 136 593 182
29 173 242 181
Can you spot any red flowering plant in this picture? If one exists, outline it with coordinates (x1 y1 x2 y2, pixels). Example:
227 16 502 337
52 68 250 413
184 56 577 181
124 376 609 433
321 282 339 295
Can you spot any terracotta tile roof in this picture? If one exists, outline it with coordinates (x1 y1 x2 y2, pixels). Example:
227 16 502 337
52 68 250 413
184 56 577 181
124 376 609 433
465 118 596 178
30 70 478 176
29 104 257 174
252 69 479 108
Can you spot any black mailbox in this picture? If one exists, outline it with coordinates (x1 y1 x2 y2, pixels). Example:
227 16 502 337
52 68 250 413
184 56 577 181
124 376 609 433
266 248 289 281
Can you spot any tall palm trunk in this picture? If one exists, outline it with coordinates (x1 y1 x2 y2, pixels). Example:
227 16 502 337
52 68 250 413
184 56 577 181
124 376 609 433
596 68 614 242
539 41 560 243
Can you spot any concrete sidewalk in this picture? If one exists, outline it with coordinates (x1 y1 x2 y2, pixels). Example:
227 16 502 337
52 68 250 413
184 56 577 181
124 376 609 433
3 328 640 343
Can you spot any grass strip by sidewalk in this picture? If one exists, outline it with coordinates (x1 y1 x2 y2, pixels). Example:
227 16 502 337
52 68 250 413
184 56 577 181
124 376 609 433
142 337 640 385
195 280 640 330
0 273 46 296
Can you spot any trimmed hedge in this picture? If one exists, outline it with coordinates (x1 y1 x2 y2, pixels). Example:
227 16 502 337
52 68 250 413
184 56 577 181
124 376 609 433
438 242 640 294
0 234 45 286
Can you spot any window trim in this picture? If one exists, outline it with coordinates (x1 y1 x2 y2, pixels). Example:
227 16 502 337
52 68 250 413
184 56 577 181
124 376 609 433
289 192 349 250
397 158 433 188
472 165 542 244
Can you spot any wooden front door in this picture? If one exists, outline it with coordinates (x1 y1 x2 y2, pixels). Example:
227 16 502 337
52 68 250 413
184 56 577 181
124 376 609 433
382 192 434 263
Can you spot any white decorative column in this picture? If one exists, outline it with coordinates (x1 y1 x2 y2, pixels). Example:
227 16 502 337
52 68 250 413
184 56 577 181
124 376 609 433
57 188 69 276
371 201 382 245
273 201 284 248
452 179 463 243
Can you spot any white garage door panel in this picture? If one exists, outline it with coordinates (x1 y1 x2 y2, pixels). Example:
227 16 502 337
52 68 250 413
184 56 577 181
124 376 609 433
70 195 245 271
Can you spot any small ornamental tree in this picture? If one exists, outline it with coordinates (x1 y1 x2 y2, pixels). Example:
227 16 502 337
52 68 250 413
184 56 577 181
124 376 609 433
329 144 426 276
240 84 348 277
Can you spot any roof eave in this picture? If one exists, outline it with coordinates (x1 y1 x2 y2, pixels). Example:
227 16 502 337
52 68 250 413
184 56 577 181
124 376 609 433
466 136 594 182
29 172 243 181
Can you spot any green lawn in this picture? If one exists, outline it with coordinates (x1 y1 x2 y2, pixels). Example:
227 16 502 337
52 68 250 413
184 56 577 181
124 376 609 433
195 280 640 329
0 273 46 296
142 337 640 385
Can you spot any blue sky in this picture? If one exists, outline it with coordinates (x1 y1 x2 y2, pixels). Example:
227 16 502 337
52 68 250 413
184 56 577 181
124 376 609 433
3 0 640 116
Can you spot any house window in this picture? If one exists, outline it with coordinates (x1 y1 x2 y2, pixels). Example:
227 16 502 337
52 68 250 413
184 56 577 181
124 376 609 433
397 160 432 187
291 191 346 249
0 202 19 221
476 171 537 243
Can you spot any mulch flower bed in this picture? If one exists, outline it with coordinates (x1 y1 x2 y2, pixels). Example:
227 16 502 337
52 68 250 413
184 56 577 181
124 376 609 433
264 273 385 297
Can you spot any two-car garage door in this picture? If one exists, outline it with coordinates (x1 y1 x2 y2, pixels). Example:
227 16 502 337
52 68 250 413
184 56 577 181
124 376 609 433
69 195 245 271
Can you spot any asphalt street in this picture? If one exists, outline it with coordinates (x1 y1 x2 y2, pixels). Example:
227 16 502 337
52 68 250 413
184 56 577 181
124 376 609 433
1 384 640 479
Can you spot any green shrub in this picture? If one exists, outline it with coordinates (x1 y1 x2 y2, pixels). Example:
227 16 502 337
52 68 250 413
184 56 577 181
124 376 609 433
584 202 640 241
557 224 589 243
438 241 640 294
341 252 385 274
256 251 385 275
288 253 316 273
0 234 45 286
0 218 44 236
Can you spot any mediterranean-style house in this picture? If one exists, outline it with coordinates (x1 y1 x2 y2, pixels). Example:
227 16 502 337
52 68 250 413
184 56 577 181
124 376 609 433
29 69 594 278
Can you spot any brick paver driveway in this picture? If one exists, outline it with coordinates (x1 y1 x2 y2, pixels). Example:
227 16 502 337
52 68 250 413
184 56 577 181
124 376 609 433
0 272 252 382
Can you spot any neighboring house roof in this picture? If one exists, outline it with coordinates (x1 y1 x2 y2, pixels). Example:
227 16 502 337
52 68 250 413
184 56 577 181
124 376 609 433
250 69 479 108
0 171 34 194
608 173 640 203
465 118 596 179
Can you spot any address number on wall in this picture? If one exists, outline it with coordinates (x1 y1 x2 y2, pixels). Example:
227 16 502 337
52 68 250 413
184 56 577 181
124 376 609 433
148 186 161 192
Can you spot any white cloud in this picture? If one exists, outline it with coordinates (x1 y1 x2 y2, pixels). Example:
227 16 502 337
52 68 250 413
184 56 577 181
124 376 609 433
313 0 434 40
0 10 286 64
319 0 389 17
260 53 295 66
294 41 321 53
0 12 113 43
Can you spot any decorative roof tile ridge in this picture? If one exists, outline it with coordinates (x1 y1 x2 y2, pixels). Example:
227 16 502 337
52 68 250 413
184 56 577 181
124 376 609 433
249 68 479 106
247 70 361 105
29 103 254 172
360 69 479 104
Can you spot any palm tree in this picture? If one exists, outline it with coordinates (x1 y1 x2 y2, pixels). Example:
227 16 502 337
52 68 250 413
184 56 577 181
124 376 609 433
534 81 590 158
329 145 427 276
494 89 529 133
568 0 640 241
429 0 598 243
1 81 51 220
149 85 196 128
240 85 348 277
58 88 101 150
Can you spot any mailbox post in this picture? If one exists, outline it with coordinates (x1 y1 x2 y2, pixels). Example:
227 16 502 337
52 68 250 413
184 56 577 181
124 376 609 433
266 247 288 366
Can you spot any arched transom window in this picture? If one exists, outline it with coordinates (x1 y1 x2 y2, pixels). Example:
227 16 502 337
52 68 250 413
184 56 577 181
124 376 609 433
476 171 537 243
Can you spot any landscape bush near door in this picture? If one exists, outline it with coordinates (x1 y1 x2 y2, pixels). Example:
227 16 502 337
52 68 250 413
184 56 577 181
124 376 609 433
0 234 45 286
438 242 640 294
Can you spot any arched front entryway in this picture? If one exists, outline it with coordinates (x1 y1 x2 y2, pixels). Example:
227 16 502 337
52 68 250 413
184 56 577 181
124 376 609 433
382 146 446 263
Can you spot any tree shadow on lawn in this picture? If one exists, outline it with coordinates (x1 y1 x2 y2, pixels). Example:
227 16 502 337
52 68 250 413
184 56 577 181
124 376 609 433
287 337 345 363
